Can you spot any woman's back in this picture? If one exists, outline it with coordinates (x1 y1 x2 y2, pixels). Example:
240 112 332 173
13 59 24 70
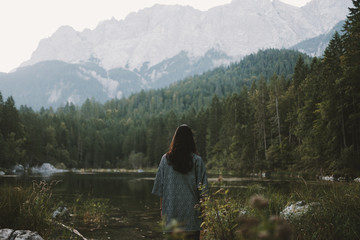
152 153 208 232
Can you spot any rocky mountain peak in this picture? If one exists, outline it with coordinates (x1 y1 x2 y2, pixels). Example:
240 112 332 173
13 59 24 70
20 0 352 71
1 0 354 109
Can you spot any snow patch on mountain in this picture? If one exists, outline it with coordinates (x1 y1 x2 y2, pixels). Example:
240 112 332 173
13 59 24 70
67 93 81 105
89 70 118 98
47 86 63 103
47 83 64 104
77 66 121 98
150 69 167 83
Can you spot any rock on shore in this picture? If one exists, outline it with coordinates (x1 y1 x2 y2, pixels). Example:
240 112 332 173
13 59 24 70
280 201 320 221
0 229 43 240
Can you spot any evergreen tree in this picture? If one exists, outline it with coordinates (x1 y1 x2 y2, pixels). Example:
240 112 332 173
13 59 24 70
341 0 360 168
2 96 22 138
314 32 345 170
206 95 222 162
0 92 4 167
252 76 270 171
293 55 308 92
0 91 3 126
228 87 255 173
267 74 289 169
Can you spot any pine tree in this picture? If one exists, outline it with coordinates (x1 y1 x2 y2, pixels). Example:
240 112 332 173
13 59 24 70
252 76 270 171
293 55 308 92
0 92 4 167
206 95 222 162
341 0 360 167
2 96 22 139
267 74 290 169
315 32 345 169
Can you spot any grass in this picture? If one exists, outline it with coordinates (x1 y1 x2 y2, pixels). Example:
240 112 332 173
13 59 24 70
288 182 360 240
1 177 359 240
71 195 109 231
199 180 360 240
0 181 109 239
0 181 56 238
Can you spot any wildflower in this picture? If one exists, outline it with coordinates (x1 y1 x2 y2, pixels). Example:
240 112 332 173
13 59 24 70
270 216 293 240
258 230 270 239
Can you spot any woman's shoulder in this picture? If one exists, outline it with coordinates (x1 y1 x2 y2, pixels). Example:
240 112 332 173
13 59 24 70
192 153 200 158
159 153 169 165
192 153 203 162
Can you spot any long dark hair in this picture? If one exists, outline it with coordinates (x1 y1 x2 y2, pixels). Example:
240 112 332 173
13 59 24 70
166 124 197 174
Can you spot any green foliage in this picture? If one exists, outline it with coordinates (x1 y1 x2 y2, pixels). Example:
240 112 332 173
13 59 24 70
0 181 56 238
0 2 359 175
200 181 360 240
0 180 110 239
71 195 109 228
199 182 293 240
285 182 360 240
0 94 25 168
0 49 305 171
200 188 241 240
127 151 149 169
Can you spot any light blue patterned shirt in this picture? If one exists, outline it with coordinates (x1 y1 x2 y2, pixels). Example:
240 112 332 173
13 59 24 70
152 153 208 232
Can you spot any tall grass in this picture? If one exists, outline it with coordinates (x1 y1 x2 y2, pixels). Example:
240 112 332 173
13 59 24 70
200 180 360 240
71 194 109 230
288 182 360 240
0 181 56 237
0 181 109 239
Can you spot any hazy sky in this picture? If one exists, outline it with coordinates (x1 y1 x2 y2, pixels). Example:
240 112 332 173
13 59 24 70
0 0 311 73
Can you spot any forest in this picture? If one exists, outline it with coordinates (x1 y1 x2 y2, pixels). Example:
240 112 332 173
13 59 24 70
0 1 359 176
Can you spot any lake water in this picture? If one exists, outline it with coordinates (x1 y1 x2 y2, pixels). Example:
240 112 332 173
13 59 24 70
0 171 300 240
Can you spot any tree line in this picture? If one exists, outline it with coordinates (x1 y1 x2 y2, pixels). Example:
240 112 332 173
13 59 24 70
0 0 359 176
0 48 305 170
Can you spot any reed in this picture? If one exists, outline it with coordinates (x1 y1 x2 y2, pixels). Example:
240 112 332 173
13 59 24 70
0 181 56 238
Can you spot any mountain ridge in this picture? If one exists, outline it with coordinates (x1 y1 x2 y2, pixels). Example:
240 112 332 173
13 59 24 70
292 20 346 56
20 0 351 71
0 0 353 109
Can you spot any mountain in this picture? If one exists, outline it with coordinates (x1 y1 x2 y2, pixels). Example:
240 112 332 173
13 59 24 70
21 0 351 70
0 49 231 110
292 20 346 56
0 0 353 109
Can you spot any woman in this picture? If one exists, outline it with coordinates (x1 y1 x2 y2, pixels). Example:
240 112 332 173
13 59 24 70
152 124 208 240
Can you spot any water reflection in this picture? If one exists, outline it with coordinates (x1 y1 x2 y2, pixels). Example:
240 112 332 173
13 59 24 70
0 172 302 239
0 171 163 239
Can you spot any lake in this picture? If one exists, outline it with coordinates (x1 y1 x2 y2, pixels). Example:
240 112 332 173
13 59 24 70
0 171 300 240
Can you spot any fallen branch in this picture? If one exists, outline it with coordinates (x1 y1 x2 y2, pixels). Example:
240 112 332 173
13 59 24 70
53 221 87 240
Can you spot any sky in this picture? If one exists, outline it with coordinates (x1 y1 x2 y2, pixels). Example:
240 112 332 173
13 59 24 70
0 0 311 73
